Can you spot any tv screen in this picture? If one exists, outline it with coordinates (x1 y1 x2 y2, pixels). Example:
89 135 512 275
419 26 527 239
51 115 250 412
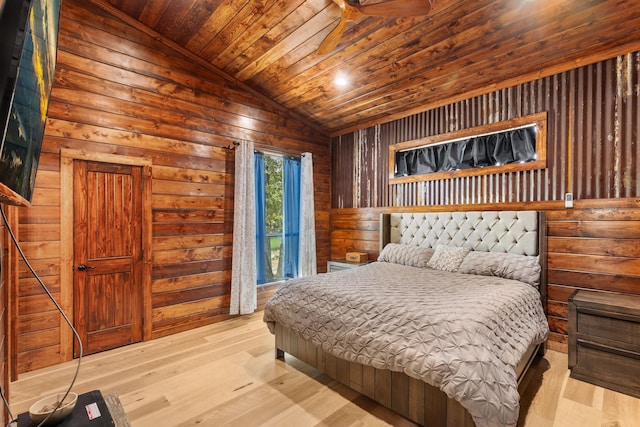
0 0 61 206
0 0 32 144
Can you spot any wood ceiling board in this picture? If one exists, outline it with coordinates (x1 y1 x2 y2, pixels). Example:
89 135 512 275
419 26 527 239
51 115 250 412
98 0 640 135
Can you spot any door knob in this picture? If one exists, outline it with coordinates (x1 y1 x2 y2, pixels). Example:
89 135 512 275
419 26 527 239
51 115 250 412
77 264 95 271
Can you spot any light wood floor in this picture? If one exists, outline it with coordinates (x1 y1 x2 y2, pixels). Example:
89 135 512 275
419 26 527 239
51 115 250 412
9 313 640 427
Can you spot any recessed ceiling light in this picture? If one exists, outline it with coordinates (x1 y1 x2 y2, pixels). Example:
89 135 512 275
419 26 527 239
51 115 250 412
335 73 349 87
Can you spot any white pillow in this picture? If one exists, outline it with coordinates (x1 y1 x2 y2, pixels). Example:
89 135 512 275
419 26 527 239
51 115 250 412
427 245 470 272
378 243 435 268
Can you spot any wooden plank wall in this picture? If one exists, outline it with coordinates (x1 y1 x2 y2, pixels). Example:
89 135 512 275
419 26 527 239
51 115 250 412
13 0 330 374
546 205 640 352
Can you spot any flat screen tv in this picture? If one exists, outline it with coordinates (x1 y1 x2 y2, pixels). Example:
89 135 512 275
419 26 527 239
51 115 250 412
0 0 61 206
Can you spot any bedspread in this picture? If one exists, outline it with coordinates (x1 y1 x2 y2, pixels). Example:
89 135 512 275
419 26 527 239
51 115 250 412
263 262 549 427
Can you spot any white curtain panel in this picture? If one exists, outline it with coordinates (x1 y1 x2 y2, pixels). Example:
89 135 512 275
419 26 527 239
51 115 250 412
230 140 257 315
299 152 317 276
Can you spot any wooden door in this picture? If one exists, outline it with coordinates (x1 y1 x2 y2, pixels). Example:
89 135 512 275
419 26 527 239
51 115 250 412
73 160 143 357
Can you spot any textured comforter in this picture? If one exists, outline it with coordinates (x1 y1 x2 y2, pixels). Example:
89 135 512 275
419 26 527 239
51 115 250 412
263 262 549 427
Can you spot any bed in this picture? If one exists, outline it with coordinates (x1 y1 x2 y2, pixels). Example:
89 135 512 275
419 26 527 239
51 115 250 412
263 211 549 427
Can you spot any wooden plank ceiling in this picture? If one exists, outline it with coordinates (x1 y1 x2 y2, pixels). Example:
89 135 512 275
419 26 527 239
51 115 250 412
97 0 640 135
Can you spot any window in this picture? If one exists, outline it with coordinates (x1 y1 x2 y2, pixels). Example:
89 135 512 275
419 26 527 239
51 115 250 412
389 112 547 183
255 153 300 284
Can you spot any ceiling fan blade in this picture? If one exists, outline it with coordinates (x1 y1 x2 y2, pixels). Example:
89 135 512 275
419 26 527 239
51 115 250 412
316 15 349 55
316 2 360 55
349 0 432 17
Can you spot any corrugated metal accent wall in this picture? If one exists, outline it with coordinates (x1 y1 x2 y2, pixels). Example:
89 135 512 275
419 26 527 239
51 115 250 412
332 52 640 208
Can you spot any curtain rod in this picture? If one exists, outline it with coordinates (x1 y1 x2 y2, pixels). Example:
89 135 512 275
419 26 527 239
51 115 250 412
225 140 316 161
227 140 314 159
261 151 315 160
224 141 241 150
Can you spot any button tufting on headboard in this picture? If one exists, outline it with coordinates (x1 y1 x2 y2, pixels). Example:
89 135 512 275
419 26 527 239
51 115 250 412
387 211 539 256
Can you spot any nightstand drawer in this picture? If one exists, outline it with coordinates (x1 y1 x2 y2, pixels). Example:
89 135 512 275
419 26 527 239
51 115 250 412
577 310 640 348
571 341 640 398
569 290 640 399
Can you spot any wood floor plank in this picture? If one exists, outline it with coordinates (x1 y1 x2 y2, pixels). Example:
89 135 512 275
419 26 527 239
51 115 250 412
563 377 596 408
10 313 640 427
517 350 566 426
601 389 640 427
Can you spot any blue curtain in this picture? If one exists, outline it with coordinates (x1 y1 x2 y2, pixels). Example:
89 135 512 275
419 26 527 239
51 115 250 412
254 152 267 285
283 157 301 278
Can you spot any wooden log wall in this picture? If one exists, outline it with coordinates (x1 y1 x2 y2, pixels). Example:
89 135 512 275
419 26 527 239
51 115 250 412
331 50 640 353
12 0 330 374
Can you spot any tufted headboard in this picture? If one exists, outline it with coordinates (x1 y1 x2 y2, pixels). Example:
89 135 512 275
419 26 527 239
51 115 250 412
379 209 548 315
380 211 541 256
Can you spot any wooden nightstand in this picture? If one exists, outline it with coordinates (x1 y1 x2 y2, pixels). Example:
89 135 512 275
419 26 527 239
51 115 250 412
568 290 640 398
327 260 370 272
